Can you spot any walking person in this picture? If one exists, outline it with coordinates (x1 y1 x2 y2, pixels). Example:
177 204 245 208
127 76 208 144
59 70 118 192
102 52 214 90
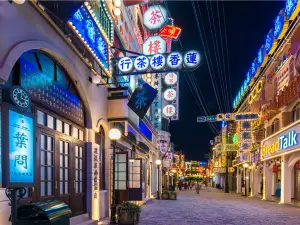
196 182 200 194
275 179 281 197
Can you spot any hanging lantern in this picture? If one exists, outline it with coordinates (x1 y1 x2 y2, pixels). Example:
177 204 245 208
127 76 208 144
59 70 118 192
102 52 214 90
272 163 278 172
296 161 300 170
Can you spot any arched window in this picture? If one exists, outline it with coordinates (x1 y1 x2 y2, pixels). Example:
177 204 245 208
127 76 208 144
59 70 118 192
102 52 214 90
292 102 300 122
271 119 280 134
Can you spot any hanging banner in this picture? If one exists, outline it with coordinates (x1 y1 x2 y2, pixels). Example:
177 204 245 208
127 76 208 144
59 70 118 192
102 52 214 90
128 81 158 119
117 50 201 75
151 73 162 130
162 72 179 120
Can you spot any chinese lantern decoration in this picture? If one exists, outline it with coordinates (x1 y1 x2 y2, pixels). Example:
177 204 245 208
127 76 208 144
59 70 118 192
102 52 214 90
272 163 278 172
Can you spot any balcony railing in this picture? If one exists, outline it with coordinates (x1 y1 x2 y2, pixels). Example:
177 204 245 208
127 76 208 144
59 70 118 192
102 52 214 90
262 75 300 120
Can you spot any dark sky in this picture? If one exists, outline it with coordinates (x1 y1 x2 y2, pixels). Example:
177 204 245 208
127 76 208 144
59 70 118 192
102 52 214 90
167 1 283 161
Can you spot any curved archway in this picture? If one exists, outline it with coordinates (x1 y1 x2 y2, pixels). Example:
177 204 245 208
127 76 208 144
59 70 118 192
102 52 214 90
0 40 92 128
288 152 300 169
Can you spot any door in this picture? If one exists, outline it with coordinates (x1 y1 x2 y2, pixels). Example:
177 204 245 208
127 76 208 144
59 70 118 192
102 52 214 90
71 145 85 215
56 139 71 207
294 164 300 200
38 132 55 202
128 158 142 201
115 152 128 204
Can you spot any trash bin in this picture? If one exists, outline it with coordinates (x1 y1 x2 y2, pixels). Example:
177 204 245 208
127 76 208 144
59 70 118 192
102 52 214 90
16 200 72 225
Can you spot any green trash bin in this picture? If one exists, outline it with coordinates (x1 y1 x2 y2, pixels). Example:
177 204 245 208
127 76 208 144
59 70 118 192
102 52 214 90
16 200 72 225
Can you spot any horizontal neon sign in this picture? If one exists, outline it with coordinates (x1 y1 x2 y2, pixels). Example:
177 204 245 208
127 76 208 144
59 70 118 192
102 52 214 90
261 130 298 158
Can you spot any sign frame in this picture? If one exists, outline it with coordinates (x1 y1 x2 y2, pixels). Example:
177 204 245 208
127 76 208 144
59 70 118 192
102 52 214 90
1 103 36 188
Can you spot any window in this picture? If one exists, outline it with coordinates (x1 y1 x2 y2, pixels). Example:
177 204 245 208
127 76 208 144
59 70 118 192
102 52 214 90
292 103 300 122
75 146 84 193
271 119 280 134
40 135 54 197
59 141 70 194
115 153 127 190
129 159 140 188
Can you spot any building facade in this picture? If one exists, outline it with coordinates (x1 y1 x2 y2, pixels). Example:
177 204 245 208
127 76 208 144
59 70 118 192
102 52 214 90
232 0 300 201
0 1 172 225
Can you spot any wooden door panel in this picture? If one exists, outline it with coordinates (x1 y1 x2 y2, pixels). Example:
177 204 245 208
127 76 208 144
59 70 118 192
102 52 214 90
128 158 142 201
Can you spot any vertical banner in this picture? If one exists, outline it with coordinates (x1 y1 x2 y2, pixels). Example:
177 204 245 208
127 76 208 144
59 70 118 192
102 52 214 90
162 72 179 120
2 104 36 188
151 73 162 130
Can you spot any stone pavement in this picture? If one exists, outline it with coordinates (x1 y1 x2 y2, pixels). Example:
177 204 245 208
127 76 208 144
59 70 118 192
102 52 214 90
139 189 300 225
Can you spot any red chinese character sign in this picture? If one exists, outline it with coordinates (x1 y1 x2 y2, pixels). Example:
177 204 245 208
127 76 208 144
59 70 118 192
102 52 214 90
163 104 176 117
143 36 167 55
160 25 182 40
164 88 177 101
143 5 168 32
164 72 178 85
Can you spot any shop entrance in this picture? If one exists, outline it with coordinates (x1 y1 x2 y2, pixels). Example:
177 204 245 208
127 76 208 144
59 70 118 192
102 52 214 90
294 162 300 201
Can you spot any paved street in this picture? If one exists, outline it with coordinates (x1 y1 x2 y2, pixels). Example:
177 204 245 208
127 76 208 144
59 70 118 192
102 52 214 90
139 189 300 225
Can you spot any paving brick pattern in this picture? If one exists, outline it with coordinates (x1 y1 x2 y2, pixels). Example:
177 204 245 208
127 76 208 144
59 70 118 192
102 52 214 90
139 189 300 225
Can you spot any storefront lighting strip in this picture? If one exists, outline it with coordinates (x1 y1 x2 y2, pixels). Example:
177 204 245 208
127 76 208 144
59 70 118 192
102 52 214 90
260 147 300 162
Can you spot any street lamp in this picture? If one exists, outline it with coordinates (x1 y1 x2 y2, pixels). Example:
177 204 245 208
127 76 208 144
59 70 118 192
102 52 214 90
109 128 121 224
155 159 162 200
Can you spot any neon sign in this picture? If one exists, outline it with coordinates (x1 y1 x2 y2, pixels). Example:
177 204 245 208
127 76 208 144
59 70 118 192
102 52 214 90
262 130 299 158
159 25 182 40
143 5 168 32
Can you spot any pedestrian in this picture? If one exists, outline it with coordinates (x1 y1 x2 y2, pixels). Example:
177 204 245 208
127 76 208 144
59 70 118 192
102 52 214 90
178 181 182 191
275 179 281 197
260 179 263 194
196 182 200 194
184 182 187 190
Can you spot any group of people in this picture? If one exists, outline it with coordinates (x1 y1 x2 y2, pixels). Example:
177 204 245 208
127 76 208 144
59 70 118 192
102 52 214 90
176 180 210 194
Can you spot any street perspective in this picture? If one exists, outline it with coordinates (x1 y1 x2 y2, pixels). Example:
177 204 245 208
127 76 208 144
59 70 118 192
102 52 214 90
1 0 300 225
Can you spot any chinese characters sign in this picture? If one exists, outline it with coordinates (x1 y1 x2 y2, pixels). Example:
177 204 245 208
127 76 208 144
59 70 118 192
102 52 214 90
151 73 162 130
162 72 179 120
9 110 34 185
93 148 99 199
159 25 182 40
117 50 200 74
143 36 167 55
143 5 168 32
128 81 158 119
68 5 111 75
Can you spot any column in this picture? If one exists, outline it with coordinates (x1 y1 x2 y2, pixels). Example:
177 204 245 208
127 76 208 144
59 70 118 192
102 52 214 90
281 155 292 203
237 170 242 194
251 169 259 196
263 161 272 200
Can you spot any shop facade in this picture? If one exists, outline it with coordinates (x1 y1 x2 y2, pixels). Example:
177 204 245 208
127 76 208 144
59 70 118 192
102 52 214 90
0 1 113 224
261 119 300 203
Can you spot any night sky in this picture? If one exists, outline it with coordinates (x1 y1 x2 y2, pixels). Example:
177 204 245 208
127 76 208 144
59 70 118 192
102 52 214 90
167 1 283 161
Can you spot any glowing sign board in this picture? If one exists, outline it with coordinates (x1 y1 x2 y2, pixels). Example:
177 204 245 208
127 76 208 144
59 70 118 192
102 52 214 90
164 72 178 85
159 25 182 40
164 88 177 101
143 5 168 32
163 104 176 117
143 36 167 55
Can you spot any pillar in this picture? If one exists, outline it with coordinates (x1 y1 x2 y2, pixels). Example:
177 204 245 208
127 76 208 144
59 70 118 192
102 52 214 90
237 170 242 194
253 169 259 196
263 161 272 200
281 155 292 203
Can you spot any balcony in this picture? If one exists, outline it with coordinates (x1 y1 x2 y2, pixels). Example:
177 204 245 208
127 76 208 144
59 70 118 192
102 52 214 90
261 75 300 120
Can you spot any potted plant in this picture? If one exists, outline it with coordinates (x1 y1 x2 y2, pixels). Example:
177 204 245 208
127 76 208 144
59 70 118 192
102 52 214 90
169 191 177 200
118 201 141 224
161 190 169 200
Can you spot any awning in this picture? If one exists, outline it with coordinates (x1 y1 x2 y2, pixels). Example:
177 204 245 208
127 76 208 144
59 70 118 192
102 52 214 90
126 132 137 143
138 141 150 152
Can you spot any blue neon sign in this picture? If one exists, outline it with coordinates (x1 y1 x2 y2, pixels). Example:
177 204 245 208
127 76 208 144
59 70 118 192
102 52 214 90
265 31 274 55
69 7 109 70
274 13 284 39
285 0 297 19
279 130 298 150
9 110 34 184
